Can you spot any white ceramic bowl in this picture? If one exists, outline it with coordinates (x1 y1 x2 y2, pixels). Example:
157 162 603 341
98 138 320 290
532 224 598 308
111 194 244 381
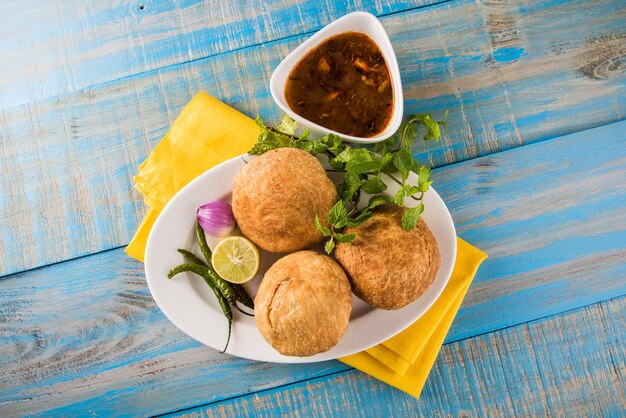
270 12 403 144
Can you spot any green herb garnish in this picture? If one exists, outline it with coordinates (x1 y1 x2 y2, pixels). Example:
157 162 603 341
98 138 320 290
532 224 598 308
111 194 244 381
249 113 447 253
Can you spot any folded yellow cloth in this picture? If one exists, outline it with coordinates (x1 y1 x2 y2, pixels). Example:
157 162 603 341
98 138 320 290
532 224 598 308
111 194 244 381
125 92 260 261
126 92 487 399
340 238 486 398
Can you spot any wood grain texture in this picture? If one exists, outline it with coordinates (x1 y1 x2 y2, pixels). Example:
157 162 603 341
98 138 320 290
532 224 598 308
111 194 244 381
401 0 626 167
1 0 625 276
0 0 439 108
0 250 348 416
168 296 626 418
0 122 624 415
0 247 351 416
439 120 626 343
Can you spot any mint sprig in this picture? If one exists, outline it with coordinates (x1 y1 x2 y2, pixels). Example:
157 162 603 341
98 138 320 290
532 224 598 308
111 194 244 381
315 201 364 254
250 111 447 251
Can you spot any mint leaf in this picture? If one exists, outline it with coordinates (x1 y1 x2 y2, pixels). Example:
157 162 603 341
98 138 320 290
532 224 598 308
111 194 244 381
394 189 405 206
345 148 380 174
298 129 310 141
324 238 336 254
384 136 396 148
330 147 354 170
420 115 440 141
296 141 313 153
373 141 386 155
333 147 354 163
311 139 326 154
249 115 325 156
419 180 433 192
314 215 331 236
393 148 413 180
367 195 392 210
295 133 326 155
328 200 348 228
411 160 421 174
418 166 432 192
398 121 418 149
374 136 397 155
276 115 297 136
405 114 442 142
405 185 421 196
361 176 387 194
338 233 356 244
394 113 446 149
339 172 361 202
380 152 395 173
248 127 297 155
329 157 346 171
321 134 343 152
346 211 372 227
418 165 431 183
401 203 424 230
248 142 275 155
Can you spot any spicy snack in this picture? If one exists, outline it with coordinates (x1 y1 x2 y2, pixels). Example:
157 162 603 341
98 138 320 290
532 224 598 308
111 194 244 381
255 251 352 356
166 110 448 357
335 204 441 310
232 147 337 253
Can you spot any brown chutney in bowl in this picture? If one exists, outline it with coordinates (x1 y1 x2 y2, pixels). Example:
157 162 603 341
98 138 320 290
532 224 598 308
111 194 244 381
284 32 394 138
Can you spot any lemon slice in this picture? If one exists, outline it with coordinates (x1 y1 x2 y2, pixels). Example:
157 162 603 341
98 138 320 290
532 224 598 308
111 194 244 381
211 236 260 283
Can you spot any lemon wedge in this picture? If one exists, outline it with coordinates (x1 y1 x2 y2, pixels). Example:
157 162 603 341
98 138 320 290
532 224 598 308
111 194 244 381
211 236 260 283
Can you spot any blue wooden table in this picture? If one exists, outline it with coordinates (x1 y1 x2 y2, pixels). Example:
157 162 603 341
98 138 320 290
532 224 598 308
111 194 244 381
1 0 625 416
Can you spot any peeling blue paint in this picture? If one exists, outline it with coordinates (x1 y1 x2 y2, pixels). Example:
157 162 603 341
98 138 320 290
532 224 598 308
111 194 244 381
493 46 525 63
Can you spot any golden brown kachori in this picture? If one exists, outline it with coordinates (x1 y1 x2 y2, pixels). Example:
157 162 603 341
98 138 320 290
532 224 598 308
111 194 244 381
254 251 352 356
335 204 441 310
232 148 337 253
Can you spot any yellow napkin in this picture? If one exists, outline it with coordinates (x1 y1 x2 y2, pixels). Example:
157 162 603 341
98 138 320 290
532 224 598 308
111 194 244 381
126 92 487 399
125 92 260 261
339 238 486 398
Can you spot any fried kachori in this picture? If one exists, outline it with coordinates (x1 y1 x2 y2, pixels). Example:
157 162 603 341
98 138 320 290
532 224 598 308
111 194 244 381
232 148 337 253
254 251 352 356
335 204 441 310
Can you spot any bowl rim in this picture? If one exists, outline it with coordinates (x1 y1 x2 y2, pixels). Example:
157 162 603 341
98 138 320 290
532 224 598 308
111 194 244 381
269 11 404 144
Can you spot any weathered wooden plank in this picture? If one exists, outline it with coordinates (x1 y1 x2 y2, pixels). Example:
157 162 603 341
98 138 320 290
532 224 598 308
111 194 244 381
401 0 626 167
1 0 624 275
0 247 351 416
439 120 626 342
0 122 624 415
169 296 626 418
0 0 439 108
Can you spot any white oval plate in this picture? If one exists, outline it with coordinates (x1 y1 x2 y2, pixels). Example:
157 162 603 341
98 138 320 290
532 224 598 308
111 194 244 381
145 154 456 363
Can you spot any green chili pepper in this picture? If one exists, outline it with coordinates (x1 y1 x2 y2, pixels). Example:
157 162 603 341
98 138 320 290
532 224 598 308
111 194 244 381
167 262 205 279
232 284 254 310
177 248 253 314
177 248 206 266
204 266 237 303
168 262 232 353
207 269 253 315
202 276 232 354
195 220 213 268
168 263 236 303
